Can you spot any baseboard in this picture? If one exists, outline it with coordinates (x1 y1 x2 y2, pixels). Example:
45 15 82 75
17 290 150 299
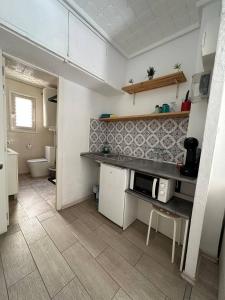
199 249 219 263
181 271 196 285
60 193 95 210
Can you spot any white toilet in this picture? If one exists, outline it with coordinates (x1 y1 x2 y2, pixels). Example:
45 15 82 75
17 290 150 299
27 146 56 177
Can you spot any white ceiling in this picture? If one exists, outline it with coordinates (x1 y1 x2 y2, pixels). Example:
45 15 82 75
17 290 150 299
69 0 200 58
5 57 57 88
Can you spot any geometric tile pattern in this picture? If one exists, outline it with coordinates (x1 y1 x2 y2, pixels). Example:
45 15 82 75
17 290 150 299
89 117 189 164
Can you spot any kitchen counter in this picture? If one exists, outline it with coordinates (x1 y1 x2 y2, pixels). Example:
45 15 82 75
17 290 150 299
126 189 192 219
80 152 197 184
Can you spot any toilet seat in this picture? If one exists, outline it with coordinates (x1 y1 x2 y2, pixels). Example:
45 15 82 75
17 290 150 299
27 158 48 163
27 158 49 177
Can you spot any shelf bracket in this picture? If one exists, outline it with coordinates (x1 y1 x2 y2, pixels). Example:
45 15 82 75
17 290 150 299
175 80 180 99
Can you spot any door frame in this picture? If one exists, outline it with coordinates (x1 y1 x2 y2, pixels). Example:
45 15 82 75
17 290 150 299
2 52 61 216
0 50 8 233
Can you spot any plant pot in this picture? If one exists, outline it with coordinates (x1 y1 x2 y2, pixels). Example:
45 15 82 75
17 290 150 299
148 76 153 80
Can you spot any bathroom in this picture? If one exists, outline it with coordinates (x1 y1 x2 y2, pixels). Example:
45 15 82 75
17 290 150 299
5 55 58 209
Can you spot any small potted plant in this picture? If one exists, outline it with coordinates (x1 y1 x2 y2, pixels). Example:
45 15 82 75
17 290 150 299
174 63 182 72
147 67 155 80
128 79 134 84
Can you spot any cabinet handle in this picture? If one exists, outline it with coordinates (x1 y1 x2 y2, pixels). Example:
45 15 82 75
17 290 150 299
0 163 3 170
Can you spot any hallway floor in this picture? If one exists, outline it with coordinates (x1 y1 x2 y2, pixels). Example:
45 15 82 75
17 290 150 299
0 175 218 299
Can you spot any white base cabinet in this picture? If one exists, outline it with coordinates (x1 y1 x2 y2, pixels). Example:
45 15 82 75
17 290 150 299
99 163 137 229
7 149 18 196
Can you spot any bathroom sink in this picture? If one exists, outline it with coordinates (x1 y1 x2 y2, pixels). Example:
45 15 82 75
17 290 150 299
7 148 19 155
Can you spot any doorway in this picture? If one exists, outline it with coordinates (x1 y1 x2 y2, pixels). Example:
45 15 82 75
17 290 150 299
3 54 59 226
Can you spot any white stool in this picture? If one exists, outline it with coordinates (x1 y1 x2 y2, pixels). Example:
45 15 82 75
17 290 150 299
146 206 181 264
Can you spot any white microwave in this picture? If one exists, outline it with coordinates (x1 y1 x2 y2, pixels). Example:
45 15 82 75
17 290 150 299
129 170 175 203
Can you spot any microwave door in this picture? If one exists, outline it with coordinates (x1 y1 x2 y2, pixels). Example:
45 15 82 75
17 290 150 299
133 172 155 198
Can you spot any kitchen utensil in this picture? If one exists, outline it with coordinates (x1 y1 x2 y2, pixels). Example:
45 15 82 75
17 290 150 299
181 90 191 111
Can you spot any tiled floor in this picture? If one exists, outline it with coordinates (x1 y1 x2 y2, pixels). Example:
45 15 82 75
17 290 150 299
0 175 218 299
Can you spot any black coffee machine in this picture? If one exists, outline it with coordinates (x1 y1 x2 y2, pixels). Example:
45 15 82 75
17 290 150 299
180 137 200 178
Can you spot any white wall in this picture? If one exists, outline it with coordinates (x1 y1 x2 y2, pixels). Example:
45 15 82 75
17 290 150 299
188 0 221 147
57 77 113 208
0 51 8 234
219 224 225 300
107 30 199 234
6 79 54 174
110 29 199 118
184 1 224 280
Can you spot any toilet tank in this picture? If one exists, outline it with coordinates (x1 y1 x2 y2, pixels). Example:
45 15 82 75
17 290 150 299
43 87 57 129
45 146 56 167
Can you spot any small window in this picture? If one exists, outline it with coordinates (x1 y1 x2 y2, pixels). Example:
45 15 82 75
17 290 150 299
10 92 36 132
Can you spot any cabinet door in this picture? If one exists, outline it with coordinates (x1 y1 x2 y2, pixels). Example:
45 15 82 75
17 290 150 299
105 45 126 89
68 13 107 80
99 164 128 227
7 154 18 196
0 0 68 57
202 17 220 57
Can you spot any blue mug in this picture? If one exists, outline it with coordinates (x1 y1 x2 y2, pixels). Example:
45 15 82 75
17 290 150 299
162 104 170 113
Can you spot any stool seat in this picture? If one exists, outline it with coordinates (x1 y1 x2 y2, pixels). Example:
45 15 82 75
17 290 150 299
152 205 180 218
146 207 182 265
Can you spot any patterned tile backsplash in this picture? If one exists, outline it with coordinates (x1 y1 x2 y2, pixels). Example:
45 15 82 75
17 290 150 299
89 117 189 164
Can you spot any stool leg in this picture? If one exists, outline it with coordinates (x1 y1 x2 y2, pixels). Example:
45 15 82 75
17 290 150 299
156 214 159 232
178 219 182 246
172 219 177 264
180 219 189 271
146 210 154 246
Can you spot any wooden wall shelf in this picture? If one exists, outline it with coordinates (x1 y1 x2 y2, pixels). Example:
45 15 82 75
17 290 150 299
122 71 187 94
99 111 189 122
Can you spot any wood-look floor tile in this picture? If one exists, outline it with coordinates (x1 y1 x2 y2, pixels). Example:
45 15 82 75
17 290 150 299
0 257 8 300
42 216 78 252
96 224 142 266
77 212 103 231
9 203 29 225
113 288 131 300
25 201 52 218
93 212 124 234
0 231 36 287
53 276 91 300
135 254 186 299
30 236 74 297
18 189 42 208
77 199 97 213
69 220 108 257
58 207 78 224
1 223 20 237
97 247 166 300
20 217 47 244
68 219 92 237
63 243 119 300
191 283 217 300
197 255 218 296
69 205 94 218
123 224 181 271
37 210 57 222
8 270 50 300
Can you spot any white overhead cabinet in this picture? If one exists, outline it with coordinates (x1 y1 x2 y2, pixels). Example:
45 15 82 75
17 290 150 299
202 17 220 70
105 45 126 89
0 1 126 92
68 13 107 80
99 164 137 229
0 0 68 57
